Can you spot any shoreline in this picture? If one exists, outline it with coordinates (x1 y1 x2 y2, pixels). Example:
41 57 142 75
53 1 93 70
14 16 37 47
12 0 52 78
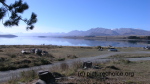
0 44 147 48
55 36 150 41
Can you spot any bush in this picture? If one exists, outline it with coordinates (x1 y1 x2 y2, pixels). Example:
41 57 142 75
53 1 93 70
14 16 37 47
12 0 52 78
57 58 65 61
128 36 140 39
19 64 29 68
118 58 132 64
0 49 3 52
40 58 51 65
96 46 102 49
0 64 17 71
0 57 7 62
10 54 17 58
67 55 78 59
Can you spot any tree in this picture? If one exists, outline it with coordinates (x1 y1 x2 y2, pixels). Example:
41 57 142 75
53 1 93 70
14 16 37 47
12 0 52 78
128 36 140 39
0 0 37 30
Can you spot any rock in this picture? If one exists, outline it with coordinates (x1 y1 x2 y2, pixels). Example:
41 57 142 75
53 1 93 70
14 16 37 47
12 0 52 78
106 65 120 70
52 72 63 78
31 48 36 53
41 51 48 56
35 49 42 55
83 61 92 69
38 71 55 84
18 82 26 84
34 79 46 84
21 50 30 54
93 65 101 69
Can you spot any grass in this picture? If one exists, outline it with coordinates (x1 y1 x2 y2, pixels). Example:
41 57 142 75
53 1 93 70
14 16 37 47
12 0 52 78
0 45 150 83
0 54 53 71
5 70 38 84
0 45 111 71
0 45 148 71
57 57 65 61
3 59 150 84
107 53 150 58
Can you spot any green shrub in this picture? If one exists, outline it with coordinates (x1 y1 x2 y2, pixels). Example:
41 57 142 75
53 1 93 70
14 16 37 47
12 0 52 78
40 58 51 65
10 54 17 58
128 36 140 39
57 58 65 61
117 58 132 64
0 49 3 52
96 46 102 49
0 57 7 62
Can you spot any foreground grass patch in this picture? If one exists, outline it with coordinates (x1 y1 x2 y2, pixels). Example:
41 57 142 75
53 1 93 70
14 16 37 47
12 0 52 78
5 59 150 84
105 53 150 59
0 45 109 71
0 52 53 71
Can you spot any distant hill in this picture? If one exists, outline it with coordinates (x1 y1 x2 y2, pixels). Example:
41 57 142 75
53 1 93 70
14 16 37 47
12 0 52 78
114 28 150 36
0 34 18 38
65 28 150 36
14 28 150 37
66 28 119 36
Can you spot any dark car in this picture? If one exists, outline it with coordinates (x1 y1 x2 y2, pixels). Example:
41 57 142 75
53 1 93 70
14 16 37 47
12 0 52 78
108 48 118 51
143 46 150 50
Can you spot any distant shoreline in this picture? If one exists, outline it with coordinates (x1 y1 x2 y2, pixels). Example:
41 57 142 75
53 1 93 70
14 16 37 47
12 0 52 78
46 36 150 41
0 34 17 38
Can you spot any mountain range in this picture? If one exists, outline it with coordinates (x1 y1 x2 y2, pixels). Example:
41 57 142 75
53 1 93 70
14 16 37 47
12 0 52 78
15 28 150 36
65 28 150 36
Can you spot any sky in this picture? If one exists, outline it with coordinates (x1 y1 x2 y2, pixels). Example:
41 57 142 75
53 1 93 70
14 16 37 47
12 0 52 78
0 0 150 33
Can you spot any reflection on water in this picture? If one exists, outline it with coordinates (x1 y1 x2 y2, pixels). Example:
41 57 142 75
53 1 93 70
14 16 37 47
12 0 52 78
0 37 150 47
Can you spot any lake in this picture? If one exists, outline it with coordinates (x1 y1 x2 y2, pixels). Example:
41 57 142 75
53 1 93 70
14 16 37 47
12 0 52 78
0 36 150 47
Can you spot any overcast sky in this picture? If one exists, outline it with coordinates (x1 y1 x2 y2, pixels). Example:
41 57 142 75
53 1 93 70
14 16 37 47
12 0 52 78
0 0 150 33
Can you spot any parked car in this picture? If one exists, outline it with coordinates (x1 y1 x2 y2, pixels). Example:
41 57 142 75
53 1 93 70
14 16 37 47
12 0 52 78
143 46 150 50
108 48 118 51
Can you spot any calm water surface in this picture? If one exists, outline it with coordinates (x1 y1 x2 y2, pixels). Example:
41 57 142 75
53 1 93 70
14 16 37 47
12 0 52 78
0 36 150 47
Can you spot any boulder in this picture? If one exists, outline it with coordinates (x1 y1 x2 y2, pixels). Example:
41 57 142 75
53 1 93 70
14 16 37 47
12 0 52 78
34 79 46 84
52 72 63 78
31 48 36 53
41 51 48 56
35 49 42 55
83 61 92 69
93 65 101 69
38 71 55 84
21 50 30 54
106 65 120 70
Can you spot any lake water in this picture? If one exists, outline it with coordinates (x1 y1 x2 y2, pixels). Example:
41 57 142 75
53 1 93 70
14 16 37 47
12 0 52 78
0 36 150 47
